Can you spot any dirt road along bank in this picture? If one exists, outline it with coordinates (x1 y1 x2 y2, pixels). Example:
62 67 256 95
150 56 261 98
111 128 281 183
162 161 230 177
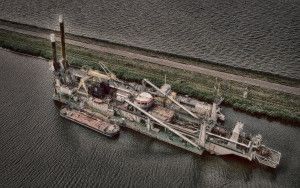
0 24 299 96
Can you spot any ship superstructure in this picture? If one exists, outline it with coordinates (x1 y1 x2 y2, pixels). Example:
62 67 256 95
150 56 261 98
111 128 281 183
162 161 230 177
49 16 281 168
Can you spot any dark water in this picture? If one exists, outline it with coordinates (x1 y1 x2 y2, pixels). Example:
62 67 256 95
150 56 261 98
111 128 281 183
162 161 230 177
0 0 299 79
0 49 299 187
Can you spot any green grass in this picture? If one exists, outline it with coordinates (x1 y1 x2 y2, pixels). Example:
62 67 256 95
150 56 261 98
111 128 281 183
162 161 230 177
0 29 299 124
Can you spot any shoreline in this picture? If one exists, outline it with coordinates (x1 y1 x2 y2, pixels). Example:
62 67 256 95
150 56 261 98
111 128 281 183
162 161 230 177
0 24 299 96
0 26 299 124
0 19 299 87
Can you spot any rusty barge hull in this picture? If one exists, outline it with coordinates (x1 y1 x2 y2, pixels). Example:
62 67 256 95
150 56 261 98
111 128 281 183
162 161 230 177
60 108 119 137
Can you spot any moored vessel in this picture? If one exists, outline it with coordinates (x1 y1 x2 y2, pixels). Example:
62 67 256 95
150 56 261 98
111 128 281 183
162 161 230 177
49 16 281 168
60 107 120 137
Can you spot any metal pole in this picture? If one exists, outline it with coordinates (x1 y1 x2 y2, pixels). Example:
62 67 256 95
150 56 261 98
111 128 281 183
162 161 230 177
59 15 68 68
50 34 60 71
198 123 206 147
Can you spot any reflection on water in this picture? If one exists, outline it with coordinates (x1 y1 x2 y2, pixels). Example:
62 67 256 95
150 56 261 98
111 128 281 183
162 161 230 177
0 49 299 187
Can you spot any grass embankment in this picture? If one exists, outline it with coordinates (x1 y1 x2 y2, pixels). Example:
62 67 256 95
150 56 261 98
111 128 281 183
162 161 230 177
1 18 298 87
0 29 299 124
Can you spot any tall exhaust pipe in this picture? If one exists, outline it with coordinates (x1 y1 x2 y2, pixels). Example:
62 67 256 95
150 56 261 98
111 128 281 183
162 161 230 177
59 15 68 68
50 34 60 71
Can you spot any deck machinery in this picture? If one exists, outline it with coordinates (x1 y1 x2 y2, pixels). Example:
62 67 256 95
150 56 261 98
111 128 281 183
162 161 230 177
49 16 281 168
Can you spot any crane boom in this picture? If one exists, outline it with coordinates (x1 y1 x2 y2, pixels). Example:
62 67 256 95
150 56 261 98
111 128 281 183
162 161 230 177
123 98 199 148
143 79 199 119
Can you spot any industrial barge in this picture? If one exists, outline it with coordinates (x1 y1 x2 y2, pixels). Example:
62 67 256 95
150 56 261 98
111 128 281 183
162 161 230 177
50 16 281 168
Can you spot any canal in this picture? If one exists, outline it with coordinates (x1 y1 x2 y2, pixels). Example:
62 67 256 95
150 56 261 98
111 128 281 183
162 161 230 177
0 49 299 187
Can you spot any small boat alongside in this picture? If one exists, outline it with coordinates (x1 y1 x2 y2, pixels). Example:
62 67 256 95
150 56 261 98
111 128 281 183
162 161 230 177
60 107 120 137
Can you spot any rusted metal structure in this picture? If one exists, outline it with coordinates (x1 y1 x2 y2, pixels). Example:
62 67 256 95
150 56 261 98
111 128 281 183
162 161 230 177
49 16 281 168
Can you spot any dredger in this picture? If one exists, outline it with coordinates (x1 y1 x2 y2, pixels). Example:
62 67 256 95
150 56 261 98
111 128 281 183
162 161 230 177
50 16 281 168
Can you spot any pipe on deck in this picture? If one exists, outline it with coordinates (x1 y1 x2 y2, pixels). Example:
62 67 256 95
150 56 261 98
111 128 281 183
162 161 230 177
143 79 199 119
124 98 199 148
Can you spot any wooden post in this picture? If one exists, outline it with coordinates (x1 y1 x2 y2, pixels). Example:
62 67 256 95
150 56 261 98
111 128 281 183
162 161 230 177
243 87 248 99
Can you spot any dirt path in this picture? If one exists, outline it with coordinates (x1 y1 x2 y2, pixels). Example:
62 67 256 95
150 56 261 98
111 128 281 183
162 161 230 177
1 25 299 95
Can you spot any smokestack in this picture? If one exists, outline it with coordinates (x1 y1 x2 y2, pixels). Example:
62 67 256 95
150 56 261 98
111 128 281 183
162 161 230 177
50 34 60 71
59 15 68 68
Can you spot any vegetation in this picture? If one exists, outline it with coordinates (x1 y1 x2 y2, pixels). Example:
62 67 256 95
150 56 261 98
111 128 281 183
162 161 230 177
0 29 299 124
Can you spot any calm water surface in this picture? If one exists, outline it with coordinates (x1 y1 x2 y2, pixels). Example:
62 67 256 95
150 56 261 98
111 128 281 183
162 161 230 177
0 49 299 187
0 0 299 79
